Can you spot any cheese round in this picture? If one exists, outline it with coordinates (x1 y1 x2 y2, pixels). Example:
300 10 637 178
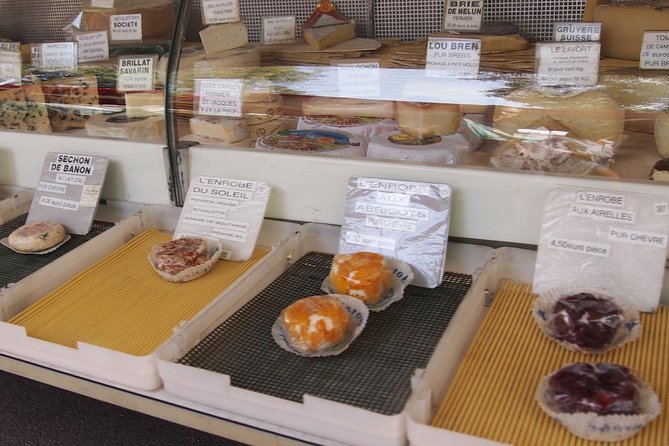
493 89 625 150
8 221 66 252
189 116 249 143
656 112 669 158
367 131 459 164
396 102 461 138
243 96 284 120
256 129 367 157
248 119 288 141
297 115 397 141
85 113 165 143
302 97 395 119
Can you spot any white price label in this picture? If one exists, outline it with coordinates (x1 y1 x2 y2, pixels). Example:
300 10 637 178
0 49 21 84
425 37 480 77
0 42 21 51
76 31 109 63
334 59 381 97
91 0 114 7
553 22 601 42
639 31 669 70
117 55 156 91
201 0 240 25
30 44 41 68
110 14 142 41
546 237 611 258
262 16 296 45
443 0 483 31
196 78 243 117
41 42 77 71
535 42 600 86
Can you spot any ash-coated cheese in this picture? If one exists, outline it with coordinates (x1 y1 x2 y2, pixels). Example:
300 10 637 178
656 112 669 158
493 88 625 150
396 102 461 138
85 113 165 142
199 22 249 56
189 116 249 142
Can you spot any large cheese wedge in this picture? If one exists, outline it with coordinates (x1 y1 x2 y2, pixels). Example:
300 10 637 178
0 85 51 133
656 112 669 158
189 116 249 142
193 46 260 78
302 97 395 119
42 76 100 132
85 113 165 142
493 89 625 150
303 22 356 50
594 5 669 61
125 91 164 117
396 102 460 138
82 1 177 39
199 22 249 56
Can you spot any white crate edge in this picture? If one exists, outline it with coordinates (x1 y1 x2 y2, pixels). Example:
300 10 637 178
0 186 34 224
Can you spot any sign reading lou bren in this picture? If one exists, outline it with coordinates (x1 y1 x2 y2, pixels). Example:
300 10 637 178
443 0 483 31
425 37 481 77
116 54 157 91
27 152 110 235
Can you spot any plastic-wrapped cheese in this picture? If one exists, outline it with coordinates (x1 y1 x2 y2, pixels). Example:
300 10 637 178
256 129 366 157
302 97 395 119
493 89 625 150
193 46 260 78
297 115 397 141
396 102 460 138
367 131 460 164
189 116 249 143
656 112 669 158
85 113 165 142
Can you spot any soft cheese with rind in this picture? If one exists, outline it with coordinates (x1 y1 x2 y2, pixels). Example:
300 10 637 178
189 116 249 142
8 221 66 252
199 22 249 56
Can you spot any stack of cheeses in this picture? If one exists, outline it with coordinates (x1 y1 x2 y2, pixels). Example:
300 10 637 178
302 0 357 50
197 19 260 80
244 86 287 143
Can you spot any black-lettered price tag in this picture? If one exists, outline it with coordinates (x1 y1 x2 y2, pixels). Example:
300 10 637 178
76 31 109 63
201 0 240 25
110 14 142 41
640 31 669 70
425 37 480 77
443 0 483 31
195 78 243 117
0 49 21 85
332 58 381 97
117 54 157 91
41 42 77 71
261 16 296 45
535 42 600 86
553 22 601 42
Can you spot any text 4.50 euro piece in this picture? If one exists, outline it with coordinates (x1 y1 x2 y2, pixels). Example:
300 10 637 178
339 177 452 288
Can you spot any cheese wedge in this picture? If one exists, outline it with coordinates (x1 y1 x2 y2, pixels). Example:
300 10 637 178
396 102 461 138
125 91 164 117
303 21 356 50
189 116 249 142
302 96 394 119
199 22 249 56
42 76 100 132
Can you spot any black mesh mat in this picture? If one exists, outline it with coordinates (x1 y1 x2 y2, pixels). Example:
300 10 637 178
0 214 114 288
179 251 472 416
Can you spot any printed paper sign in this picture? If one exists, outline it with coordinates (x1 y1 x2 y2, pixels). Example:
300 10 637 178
110 14 142 41
425 37 481 77
0 49 21 85
196 78 243 117
30 44 41 69
91 0 114 7
27 152 110 235
0 42 21 51
117 55 157 91
332 58 381 97
174 176 271 261
640 31 669 70
443 0 483 31
553 22 601 42
76 31 109 63
201 0 240 25
533 185 669 312
535 42 600 86
262 16 296 45
41 42 78 71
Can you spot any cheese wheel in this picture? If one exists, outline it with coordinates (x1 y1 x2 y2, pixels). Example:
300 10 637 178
8 221 66 252
86 113 165 142
255 129 366 157
297 115 397 141
302 97 395 119
367 131 459 165
493 89 625 150
656 112 669 158
396 102 461 138
82 1 177 39
247 119 288 141
189 116 249 143
243 96 284 120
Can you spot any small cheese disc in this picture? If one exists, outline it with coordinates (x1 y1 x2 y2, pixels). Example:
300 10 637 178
256 129 367 157
396 102 461 138
8 221 66 252
367 131 462 164
189 116 249 142
297 115 397 141
302 97 395 119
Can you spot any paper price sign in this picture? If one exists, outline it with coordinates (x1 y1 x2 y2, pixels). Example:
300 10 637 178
196 78 243 117
110 14 142 41
443 0 483 31
262 16 296 45
425 37 481 77
117 55 157 91
0 49 21 85
201 0 240 25
0 42 21 51
76 31 109 63
640 31 669 70
333 59 381 97
41 42 77 71
553 22 601 42
535 42 600 86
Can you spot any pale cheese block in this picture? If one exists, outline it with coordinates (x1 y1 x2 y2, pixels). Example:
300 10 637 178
85 113 165 142
656 112 669 158
396 102 461 138
493 89 625 150
255 129 366 157
302 97 395 119
189 116 249 142
297 115 397 141
248 119 288 141
42 76 100 132
125 91 164 117
243 85 278 103
82 1 177 39
302 21 356 50
199 22 249 56
243 96 284 120
367 131 464 164
594 5 669 61
192 46 260 78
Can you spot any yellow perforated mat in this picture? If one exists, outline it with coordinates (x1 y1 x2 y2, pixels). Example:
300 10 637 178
432 281 668 446
9 229 268 356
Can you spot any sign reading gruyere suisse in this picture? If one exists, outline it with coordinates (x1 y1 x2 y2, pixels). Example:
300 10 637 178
26 152 110 235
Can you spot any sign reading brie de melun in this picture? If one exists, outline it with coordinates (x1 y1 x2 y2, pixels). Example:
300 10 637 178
443 0 483 31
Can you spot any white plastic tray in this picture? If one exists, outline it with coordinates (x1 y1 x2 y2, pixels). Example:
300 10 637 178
0 186 33 224
0 203 300 391
157 222 495 446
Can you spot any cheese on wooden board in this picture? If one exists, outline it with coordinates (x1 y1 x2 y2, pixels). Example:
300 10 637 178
42 76 100 132
302 97 395 119
396 102 461 138
367 131 464 164
85 113 165 142
247 119 288 141
82 1 177 39
493 89 625 150
594 5 669 61
0 85 51 133
189 116 249 142
297 115 397 141
255 129 366 157
199 22 249 56
656 112 669 158
125 91 164 117
303 22 356 50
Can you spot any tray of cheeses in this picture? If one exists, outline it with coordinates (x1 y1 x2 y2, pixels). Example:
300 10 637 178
0 204 300 391
156 222 493 446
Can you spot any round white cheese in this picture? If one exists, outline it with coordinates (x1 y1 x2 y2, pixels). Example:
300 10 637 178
85 113 165 143
655 112 669 158
367 131 462 164
396 102 461 138
255 129 367 157
297 115 397 141
189 116 249 143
